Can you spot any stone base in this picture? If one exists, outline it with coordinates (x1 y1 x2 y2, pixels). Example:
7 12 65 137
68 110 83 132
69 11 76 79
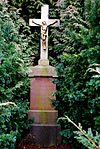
29 124 61 147
28 110 58 124
29 64 57 77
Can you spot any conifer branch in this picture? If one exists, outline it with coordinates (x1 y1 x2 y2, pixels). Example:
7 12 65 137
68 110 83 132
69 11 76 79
65 116 99 149
0 102 16 106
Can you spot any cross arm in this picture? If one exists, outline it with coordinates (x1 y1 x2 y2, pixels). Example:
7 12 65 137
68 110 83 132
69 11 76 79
48 19 60 27
29 19 42 26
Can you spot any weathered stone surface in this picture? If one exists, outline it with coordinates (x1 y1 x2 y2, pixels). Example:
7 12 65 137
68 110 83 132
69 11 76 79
29 65 57 77
30 77 56 110
28 63 60 146
28 110 58 124
29 124 61 147
38 59 49 66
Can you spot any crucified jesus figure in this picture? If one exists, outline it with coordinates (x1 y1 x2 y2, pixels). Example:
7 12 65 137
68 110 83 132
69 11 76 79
32 20 58 50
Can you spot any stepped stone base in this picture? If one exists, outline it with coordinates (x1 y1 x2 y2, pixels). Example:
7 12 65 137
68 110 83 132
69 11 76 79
28 110 58 124
29 124 61 147
28 62 61 147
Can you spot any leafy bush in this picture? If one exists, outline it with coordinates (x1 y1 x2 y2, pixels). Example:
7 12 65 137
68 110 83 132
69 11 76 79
58 116 100 149
0 103 29 149
51 0 100 148
0 3 31 148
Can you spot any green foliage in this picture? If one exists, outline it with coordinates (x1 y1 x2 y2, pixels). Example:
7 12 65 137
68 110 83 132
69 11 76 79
74 128 100 149
0 0 99 148
84 0 100 27
0 103 29 149
51 0 100 148
0 3 30 103
0 3 31 148
58 116 100 149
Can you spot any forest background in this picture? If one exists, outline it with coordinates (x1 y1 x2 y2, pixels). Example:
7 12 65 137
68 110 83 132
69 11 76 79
0 0 100 148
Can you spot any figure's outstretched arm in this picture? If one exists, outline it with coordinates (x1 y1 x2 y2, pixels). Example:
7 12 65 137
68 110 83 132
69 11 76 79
32 20 41 26
49 20 58 26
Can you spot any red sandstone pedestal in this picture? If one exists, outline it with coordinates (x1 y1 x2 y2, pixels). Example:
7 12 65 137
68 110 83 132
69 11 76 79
28 59 61 147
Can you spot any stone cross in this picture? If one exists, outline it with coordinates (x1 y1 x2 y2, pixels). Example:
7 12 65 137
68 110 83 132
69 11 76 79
29 4 60 60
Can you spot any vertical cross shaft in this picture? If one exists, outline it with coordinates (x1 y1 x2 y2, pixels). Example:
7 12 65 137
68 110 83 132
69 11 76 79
41 5 49 59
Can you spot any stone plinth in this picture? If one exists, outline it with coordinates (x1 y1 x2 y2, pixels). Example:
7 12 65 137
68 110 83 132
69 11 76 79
29 63 57 111
29 61 57 77
28 110 58 124
28 62 61 147
29 124 61 147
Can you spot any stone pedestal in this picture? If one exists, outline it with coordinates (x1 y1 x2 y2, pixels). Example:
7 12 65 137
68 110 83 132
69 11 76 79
28 59 61 147
30 124 61 147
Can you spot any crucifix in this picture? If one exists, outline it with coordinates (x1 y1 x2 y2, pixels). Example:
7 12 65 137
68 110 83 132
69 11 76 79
29 4 60 60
